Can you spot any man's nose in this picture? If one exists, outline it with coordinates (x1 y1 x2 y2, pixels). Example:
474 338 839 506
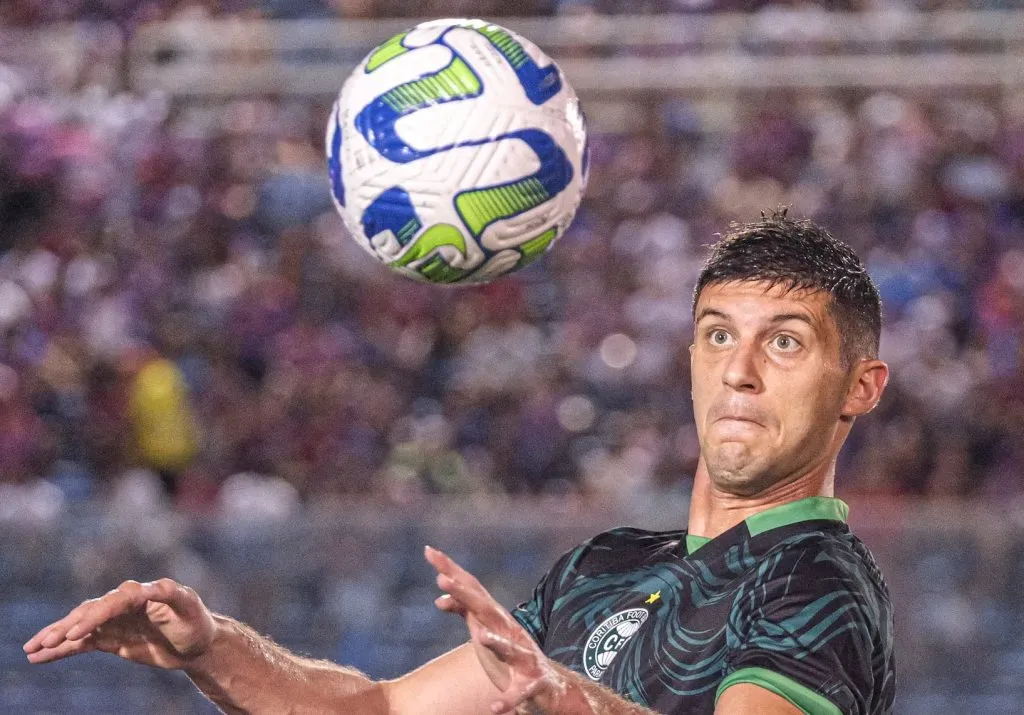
721 340 763 393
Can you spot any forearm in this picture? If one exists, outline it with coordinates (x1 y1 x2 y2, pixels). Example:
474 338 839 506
529 662 658 715
184 614 389 715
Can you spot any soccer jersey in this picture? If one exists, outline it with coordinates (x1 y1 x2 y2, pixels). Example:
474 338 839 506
512 497 895 715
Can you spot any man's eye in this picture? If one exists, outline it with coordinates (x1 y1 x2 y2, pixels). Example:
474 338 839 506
711 330 729 345
773 335 799 351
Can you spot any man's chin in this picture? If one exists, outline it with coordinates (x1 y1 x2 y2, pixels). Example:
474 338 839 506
705 449 770 496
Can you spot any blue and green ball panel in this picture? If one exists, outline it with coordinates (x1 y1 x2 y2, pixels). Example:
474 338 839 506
364 32 411 73
453 129 574 241
470 23 562 106
326 105 345 207
359 186 561 284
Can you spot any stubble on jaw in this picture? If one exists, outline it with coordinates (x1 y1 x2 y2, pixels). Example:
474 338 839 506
704 445 775 497
703 395 845 500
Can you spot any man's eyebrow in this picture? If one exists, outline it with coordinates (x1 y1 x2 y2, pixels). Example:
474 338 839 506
769 313 817 328
694 309 818 329
694 308 730 324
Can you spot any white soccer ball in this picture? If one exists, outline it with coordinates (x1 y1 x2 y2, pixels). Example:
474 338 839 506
326 18 589 285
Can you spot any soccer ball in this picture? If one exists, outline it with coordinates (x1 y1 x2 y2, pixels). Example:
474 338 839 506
325 18 588 285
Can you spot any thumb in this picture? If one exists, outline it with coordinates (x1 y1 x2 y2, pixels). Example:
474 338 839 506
138 579 201 611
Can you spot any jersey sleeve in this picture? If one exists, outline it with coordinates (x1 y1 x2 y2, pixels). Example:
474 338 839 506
718 550 889 715
510 542 586 649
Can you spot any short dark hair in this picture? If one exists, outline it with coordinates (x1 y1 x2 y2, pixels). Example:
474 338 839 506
693 210 881 368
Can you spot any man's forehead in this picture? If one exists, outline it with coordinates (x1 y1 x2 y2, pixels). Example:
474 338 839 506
694 280 832 324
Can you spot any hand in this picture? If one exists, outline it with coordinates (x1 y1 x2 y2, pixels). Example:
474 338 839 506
23 578 216 669
425 546 567 715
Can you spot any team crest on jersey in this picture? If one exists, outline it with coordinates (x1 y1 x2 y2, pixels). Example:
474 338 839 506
582 608 649 681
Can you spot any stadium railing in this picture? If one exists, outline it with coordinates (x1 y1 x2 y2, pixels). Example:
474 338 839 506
4 11 1023 134
3 12 1022 98
122 11 1024 97
0 23 123 93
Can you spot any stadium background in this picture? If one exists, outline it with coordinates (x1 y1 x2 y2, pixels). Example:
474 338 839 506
2 1 1023 713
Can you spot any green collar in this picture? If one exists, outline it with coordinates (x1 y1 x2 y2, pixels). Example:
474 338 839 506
685 497 849 555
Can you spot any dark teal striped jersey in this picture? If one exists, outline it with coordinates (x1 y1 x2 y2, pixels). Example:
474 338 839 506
512 497 895 715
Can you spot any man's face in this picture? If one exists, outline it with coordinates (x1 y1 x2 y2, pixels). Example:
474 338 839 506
690 280 851 496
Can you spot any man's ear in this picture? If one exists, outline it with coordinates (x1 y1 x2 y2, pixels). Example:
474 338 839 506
841 359 889 420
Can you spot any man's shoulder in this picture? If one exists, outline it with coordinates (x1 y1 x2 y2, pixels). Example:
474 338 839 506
560 526 687 575
586 525 688 548
757 524 892 611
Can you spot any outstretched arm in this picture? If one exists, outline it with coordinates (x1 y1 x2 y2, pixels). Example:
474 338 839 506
425 546 658 715
23 579 388 714
183 613 389 714
23 577 502 715
426 549 802 715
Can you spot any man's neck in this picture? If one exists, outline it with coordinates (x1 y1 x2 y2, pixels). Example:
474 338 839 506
687 459 836 540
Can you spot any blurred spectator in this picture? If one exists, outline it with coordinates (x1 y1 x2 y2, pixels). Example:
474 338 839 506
0 5 1021 511
129 351 200 494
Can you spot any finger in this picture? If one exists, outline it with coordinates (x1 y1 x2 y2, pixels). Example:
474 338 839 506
427 554 497 616
489 688 527 715
24 601 99 652
25 579 168 653
435 571 460 594
66 581 156 640
490 675 546 714
25 633 99 664
424 546 477 585
138 578 201 619
434 571 490 612
478 629 528 663
434 594 468 617
490 700 514 715
25 602 105 652
72 579 194 635
436 573 501 621
425 548 484 601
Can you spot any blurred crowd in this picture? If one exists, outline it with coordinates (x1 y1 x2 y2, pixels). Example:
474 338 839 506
1 0 1018 27
0 4 1022 523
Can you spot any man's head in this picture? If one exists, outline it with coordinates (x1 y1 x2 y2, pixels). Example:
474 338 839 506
689 211 887 497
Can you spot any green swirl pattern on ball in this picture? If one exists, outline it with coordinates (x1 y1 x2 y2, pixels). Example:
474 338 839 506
472 24 530 69
517 227 558 268
391 224 469 284
365 32 410 72
380 57 481 114
454 177 550 238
